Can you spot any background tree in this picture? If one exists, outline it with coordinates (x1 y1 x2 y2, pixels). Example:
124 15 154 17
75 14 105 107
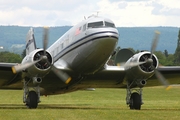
154 51 174 66
166 54 175 66
0 51 22 63
164 49 168 58
154 51 166 65
21 49 26 58
174 29 180 65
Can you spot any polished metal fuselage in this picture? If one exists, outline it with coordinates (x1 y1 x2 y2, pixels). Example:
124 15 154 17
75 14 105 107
47 17 119 75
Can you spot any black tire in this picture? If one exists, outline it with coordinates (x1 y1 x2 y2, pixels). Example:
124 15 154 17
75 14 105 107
129 92 141 110
27 91 38 109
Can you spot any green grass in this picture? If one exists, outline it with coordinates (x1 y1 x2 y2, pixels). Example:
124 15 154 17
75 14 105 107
0 87 180 120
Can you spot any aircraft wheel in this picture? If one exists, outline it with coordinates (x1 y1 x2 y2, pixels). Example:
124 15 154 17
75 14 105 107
26 91 38 109
129 92 141 110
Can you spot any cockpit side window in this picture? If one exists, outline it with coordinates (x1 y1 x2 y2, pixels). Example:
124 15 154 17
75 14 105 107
105 21 115 27
83 24 86 31
87 21 103 28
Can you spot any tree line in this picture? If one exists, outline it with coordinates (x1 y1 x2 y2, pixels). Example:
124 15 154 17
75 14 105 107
0 51 22 63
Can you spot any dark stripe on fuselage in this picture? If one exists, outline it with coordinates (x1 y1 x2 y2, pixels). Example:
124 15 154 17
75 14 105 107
26 33 36 49
53 31 118 62
26 38 35 49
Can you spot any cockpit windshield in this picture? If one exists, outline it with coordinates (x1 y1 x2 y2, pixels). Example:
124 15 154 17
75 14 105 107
105 21 115 27
87 21 115 29
87 21 103 28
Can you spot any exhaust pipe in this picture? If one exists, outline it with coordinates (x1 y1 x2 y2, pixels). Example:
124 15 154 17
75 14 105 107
136 80 147 87
33 77 42 85
140 80 147 86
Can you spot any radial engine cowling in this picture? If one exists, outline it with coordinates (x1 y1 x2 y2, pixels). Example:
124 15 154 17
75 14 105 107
125 51 159 81
22 49 53 77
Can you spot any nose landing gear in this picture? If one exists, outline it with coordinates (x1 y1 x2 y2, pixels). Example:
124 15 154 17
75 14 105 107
126 81 144 110
23 78 41 109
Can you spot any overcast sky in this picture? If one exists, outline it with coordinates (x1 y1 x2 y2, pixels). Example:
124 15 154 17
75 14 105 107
0 0 180 27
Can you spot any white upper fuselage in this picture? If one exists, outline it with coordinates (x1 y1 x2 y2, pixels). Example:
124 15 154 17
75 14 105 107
47 16 119 74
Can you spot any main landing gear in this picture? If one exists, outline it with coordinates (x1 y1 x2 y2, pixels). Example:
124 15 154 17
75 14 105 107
126 83 144 110
23 79 41 109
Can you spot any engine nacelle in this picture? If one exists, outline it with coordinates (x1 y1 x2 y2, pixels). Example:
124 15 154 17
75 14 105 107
124 51 158 85
22 49 53 78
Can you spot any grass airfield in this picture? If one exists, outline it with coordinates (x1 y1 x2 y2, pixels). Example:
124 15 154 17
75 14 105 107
0 87 180 120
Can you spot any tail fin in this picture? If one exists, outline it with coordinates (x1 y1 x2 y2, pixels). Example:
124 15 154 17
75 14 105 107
26 28 37 55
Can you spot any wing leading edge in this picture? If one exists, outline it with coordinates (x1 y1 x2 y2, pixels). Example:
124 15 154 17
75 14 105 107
1 62 180 90
75 65 180 89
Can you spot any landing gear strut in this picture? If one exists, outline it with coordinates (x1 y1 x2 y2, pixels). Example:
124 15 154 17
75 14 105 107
23 79 41 109
126 82 143 110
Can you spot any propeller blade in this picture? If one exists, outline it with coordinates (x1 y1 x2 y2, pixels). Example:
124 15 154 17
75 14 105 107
51 66 72 84
154 70 171 90
43 27 49 55
123 61 146 68
150 31 160 58
12 60 40 74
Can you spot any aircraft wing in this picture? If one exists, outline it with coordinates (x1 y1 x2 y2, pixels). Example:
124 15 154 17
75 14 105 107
80 65 180 89
0 63 22 89
0 61 74 90
149 66 180 86
75 65 127 88
1 61 180 91
89 65 126 80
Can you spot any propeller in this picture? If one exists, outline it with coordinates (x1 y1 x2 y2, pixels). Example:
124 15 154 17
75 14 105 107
121 31 160 69
154 69 171 90
123 31 171 90
12 27 71 84
123 61 146 68
51 66 72 84
145 31 171 90
43 27 48 55
12 60 40 74
150 31 160 58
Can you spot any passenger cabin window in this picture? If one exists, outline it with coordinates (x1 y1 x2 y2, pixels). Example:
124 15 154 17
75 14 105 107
60 43 63 49
105 21 115 27
88 21 103 28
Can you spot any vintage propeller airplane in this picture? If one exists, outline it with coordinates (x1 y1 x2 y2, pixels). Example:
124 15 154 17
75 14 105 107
0 15 180 110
